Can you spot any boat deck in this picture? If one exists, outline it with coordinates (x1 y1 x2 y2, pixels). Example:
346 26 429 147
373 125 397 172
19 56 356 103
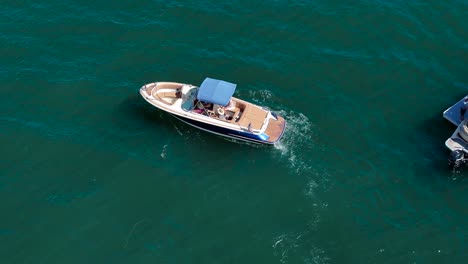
443 96 467 126
265 116 286 143
237 104 268 130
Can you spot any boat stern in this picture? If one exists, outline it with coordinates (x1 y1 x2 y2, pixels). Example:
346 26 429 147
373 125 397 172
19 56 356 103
264 113 286 144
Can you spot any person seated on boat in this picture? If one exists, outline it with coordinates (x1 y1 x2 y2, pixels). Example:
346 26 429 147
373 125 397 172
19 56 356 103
223 100 239 120
461 97 468 121
192 99 203 114
224 100 235 111
193 108 204 114
203 102 213 110
213 104 224 116
216 106 226 120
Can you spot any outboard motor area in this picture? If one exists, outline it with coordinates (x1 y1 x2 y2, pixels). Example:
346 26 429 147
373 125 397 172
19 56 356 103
448 150 467 168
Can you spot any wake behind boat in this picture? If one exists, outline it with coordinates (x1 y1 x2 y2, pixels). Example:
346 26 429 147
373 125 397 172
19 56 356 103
139 78 286 144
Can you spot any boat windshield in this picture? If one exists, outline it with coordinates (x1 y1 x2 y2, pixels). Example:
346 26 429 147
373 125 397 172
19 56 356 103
181 88 198 111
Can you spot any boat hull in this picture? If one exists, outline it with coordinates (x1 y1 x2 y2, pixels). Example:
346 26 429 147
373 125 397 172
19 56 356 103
172 114 274 144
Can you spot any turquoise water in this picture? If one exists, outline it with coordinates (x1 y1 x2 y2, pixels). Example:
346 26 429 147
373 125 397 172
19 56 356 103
1 1 467 263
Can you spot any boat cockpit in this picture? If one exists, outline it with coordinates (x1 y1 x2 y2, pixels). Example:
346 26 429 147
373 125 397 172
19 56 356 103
181 87 245 123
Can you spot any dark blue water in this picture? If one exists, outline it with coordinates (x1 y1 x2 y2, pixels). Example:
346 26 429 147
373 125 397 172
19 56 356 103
1 1 467 263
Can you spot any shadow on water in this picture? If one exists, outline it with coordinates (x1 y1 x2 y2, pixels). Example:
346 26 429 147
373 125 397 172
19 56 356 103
115 94 174 129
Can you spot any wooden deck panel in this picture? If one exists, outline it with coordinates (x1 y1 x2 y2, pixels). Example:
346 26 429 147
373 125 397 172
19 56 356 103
265 116 286 143
238 104 268 130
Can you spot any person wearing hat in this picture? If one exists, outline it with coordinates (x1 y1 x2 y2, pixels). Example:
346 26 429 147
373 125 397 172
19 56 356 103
217 105 226 120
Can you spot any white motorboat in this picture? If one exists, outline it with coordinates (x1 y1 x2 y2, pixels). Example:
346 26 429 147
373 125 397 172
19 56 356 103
139 78 286 144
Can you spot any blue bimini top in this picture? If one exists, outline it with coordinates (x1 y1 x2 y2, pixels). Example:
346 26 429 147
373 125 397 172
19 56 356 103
197 78 236 106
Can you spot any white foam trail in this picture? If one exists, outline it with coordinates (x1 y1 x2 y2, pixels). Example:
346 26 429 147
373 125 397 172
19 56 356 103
269 110 334 199
160 144 168 159
272 223 329 264
273 110 315 174
248 89 274 103
305 247 331 264
305 180 319 198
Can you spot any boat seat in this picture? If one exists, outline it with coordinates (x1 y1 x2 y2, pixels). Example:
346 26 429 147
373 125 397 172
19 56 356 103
160 91 179 98
152 90 180 105
227 108 241 123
